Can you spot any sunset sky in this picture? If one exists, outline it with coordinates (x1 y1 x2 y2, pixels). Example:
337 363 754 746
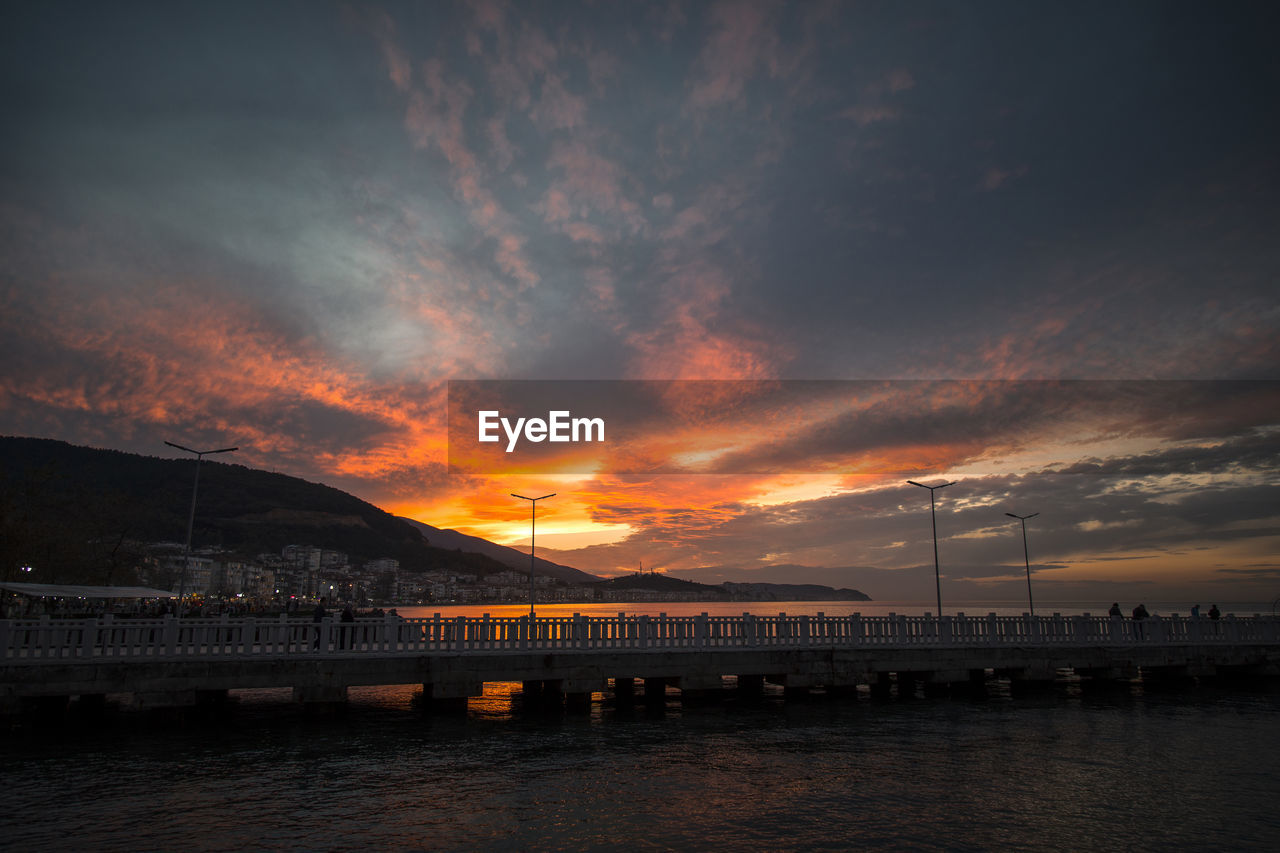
3 1 1277 604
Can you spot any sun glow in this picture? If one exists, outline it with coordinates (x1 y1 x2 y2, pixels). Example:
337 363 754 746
741 474 850 507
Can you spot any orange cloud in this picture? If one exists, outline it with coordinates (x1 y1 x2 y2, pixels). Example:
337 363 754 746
393 35 541 292
367 9 412 93
626 264 785 380
3 269 449 500
545 138 645 230
687 0 782 110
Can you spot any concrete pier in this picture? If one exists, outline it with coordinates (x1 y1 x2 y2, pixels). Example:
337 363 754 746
3 612 1278 717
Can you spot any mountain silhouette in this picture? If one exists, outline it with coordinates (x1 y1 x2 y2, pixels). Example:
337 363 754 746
0 437 535 583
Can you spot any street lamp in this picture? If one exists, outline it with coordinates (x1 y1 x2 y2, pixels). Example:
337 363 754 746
511 492 555 619
907 480 955 617
1005 512 1040 616
166 441 237 604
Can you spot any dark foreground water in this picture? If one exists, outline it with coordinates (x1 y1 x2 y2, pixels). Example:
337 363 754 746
3 679 1279 852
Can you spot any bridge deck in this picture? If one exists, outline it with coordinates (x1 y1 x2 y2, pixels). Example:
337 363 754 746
3 613 1278 706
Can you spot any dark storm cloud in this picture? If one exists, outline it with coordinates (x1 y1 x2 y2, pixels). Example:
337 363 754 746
545 425 1279 596
704 381 1280 475
1213 566 1280 583
1055 430 1280 478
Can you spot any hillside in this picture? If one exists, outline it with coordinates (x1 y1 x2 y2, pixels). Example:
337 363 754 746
596 575 870 601
0 437 514 584
598 572 728 597
722 582 871 602
401 519 602 584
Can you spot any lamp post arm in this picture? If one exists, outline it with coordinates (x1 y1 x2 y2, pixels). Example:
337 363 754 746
167 442 237 603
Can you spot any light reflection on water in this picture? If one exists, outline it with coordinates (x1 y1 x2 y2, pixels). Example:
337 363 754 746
3 679 1279 851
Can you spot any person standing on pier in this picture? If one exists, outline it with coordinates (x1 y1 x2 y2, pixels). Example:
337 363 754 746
1132 603 1149 640
312 598 328 649
1109 602 1122 617
340 602 355 649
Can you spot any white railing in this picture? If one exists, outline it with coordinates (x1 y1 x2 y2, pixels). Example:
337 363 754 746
1 612 1277 662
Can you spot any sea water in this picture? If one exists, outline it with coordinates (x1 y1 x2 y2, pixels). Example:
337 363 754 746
2 601 1277 851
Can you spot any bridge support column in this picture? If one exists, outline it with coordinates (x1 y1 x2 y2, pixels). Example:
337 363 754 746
419 676 481 712
1141 665 1199 687
133 690 199 711
896 673 919 698
557 679 603 713
643 677 667 704
536 679 565 709
522 678 554 701
1211 661 1280 682
735 674 764 697
196 689 231 708
565 691 592 713
921 670 960 697
69 693 109 721
967 668 990 694
1078 665 1134 680
766 673 816 699
421 680 482 713
611 677 636 704
921 669 979 697
869 672 893 699
822 665 862 697
677 674 725 704
22 694 70 723
426 695 468 713
1007 665 1057 693
1077 664 1137 688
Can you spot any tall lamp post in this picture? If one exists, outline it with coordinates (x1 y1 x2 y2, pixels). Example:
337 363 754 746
511 492 555 619
166 441 237 604
1005 512 1039 616
907 480 955 617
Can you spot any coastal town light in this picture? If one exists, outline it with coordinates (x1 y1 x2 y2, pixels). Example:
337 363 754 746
907 480 955 618
511 492 555 619
1006 512 1040 616
165 441 237 603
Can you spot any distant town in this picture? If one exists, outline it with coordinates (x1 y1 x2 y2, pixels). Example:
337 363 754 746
131 541 732 609
4 537 870 618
